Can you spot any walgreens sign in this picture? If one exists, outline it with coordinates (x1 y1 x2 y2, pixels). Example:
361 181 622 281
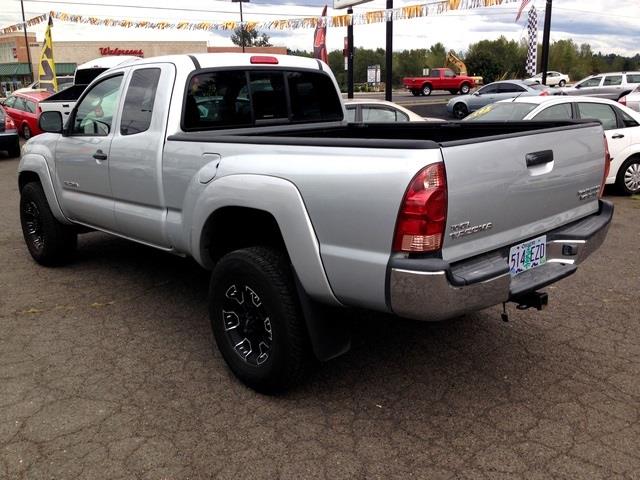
99 47 144 57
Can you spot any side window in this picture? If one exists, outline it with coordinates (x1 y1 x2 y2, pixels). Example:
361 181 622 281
120 68 161 136
533 103 573 121
361 107 397 122
478 84 498 95
429 70 440 78
626 74 640 84
604 75 622 86
72 75 123 136
579 76 602 88
345 106 356 122
396 111 409 122
13 97 26 111
286 71 343 122
444 69 455 78
248 71 287 121
183 71 251 130
498 83 525 93
616 108 639 128
577 102 617 130
25 100 36 114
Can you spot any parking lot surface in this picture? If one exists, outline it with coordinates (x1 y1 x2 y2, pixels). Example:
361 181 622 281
1 153 639 479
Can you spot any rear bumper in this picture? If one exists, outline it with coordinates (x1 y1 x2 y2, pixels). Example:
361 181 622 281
0 131 19 150
388 200 613 321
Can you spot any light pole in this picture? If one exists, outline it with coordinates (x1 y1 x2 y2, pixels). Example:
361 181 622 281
385 0 392 101
540 0 552 85
232 0 247 53
20 0 34 84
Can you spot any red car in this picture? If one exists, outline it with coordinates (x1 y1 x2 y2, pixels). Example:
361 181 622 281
2 90 51 139
403 68 476 96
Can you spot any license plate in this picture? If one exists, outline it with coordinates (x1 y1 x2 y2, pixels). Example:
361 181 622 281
509 235 547 276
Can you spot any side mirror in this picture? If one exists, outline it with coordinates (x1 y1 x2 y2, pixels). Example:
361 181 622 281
574 84 581 89
39 111 63 133
473 91 480 96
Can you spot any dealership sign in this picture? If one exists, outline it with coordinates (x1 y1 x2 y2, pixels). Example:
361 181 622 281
99 47 144 57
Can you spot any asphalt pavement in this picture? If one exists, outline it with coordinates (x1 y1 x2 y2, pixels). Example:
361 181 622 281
1 149 640 479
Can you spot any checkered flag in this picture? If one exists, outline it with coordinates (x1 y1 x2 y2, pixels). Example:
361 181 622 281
525 7 538 77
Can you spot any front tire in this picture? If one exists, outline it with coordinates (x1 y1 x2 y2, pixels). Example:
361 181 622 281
421 84 432 96
459 83 470 94
20 182 77 265
209 247 311 393
617 156 640 195
452 102 468 119
558 80 566 87
22 124 31 140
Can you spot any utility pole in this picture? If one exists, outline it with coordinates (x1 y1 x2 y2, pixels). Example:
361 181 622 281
540 0 552 85
385 0 392 101
232 0 247 53
20 0 34 84
347 7 354 98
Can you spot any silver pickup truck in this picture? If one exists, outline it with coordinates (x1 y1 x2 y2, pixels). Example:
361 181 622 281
19 53 613 392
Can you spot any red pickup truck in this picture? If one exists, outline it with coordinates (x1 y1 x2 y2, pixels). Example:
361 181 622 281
403 68 476 96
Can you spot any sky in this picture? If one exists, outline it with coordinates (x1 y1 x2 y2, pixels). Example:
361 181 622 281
2 0 640 57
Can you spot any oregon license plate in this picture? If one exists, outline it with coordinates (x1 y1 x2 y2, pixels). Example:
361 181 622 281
509 235 546 276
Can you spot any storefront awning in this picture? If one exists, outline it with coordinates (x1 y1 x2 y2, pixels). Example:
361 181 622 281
0 63 77 77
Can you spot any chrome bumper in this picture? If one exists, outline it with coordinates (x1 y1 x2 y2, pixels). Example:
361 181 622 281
389 200 613 322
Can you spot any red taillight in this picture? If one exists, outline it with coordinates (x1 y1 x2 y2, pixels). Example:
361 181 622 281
5 115 16 130
600 135 611 198
393 163 447 253
539 90 549 96
619 96 627 106
250 56 278 64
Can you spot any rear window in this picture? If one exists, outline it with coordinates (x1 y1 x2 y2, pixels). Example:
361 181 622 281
465 102 537 121
183 69 342 131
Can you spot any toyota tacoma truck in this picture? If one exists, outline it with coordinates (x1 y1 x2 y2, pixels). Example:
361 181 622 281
19 53 613 392
403 68 476 96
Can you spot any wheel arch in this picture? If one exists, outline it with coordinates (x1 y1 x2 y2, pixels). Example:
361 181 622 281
191 174 340 308
18 154 71 225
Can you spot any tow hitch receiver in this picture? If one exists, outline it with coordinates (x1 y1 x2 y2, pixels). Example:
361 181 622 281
514 291 548 311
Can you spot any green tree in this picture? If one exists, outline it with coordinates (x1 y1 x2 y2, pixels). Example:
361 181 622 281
424 42 447 70
230 27 272 47
465 36 526 83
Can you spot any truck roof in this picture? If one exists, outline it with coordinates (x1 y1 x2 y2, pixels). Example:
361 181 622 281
120 53 324 71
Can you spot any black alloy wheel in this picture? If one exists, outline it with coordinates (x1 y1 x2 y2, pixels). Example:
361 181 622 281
22 200 45 254
453 102 468 119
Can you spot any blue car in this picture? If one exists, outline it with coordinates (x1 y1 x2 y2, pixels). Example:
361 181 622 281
446 80 550 119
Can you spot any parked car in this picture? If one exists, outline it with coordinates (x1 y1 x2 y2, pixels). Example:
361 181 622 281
561 72 640 101
2 90 51 139
22 53 612 392
0 105 20 157
465 95 640 195
344 99 425 122
525 71 570 87
403 68 476 96
619 85 640 112
446 80 550 119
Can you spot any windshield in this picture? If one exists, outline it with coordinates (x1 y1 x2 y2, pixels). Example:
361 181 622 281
464 102 538 121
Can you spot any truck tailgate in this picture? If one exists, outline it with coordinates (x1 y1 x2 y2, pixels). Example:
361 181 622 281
441 123 605 263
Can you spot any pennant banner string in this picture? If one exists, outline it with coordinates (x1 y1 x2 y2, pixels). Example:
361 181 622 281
1 1 519 36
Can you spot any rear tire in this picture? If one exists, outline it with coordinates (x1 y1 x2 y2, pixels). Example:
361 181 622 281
558 80 566 87
616 156 640 195
452 102 468 119
459 83 470 94
209 246 311 393
22 124 31 140
421 84 432 96
20 182 77 266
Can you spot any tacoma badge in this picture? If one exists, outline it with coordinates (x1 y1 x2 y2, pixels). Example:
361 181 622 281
449 221 493 239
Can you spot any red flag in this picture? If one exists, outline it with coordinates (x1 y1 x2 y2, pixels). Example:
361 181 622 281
313 5 328 64
515 0 532 22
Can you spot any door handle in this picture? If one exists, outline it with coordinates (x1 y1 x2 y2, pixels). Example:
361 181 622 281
526 150 553 167
612 134 625 139
93 150 108 161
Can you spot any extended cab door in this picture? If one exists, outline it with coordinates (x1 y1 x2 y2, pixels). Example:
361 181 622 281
55 74 124 230
107 64 175 247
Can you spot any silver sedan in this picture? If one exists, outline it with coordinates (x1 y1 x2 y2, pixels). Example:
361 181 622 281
446 80 550 119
